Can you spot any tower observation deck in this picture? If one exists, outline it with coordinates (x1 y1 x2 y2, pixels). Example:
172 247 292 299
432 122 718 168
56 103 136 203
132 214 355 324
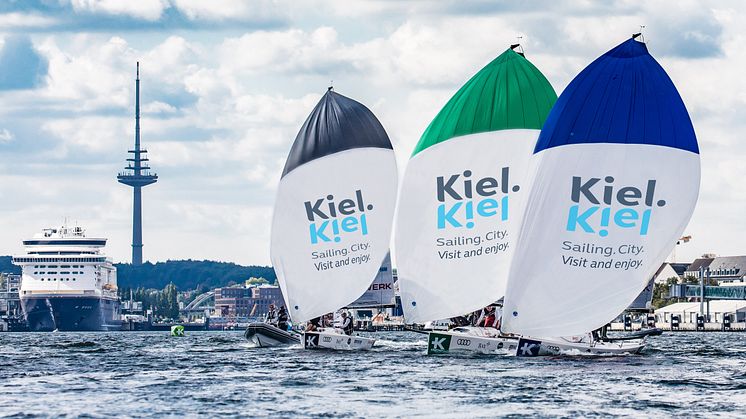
117 62 157 265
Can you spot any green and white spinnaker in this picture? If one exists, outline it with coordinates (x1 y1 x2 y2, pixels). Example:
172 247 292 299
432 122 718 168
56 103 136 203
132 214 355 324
395 47 557 324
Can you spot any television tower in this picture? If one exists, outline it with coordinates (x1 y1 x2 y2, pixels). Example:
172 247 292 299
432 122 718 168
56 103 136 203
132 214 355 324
117 62 157 265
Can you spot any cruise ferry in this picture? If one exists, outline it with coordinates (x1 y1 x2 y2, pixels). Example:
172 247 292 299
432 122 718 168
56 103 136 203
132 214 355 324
12 225 121 331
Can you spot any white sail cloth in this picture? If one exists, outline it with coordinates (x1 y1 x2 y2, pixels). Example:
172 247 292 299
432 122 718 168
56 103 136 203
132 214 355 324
272 149 397 323
502 144 700 336
396 130 537 323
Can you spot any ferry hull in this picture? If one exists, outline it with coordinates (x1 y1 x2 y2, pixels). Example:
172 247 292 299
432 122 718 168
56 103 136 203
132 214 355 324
21 296 121 332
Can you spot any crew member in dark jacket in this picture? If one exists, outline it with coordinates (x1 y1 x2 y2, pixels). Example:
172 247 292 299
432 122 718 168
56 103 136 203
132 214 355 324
340 311 353 336
277 306 289 331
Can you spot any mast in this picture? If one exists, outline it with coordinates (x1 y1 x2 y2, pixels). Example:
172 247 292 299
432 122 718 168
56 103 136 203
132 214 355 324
117 62 158 265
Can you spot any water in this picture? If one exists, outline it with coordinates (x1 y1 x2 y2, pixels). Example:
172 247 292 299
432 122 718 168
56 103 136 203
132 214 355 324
0 331 745 417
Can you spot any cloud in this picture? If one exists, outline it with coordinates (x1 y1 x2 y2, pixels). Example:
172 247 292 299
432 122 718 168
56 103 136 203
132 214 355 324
0 1 743 265
0 128 13 143
0 12 57 28
67 0 169 21
0 35 48 90
172 0 282 22
0 0 288 32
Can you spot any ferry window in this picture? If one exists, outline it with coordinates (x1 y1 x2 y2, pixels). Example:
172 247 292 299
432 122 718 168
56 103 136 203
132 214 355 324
73 278 76 281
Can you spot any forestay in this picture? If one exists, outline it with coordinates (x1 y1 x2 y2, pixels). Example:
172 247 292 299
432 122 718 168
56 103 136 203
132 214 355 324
396 48 557 323
271 89 398 323
502 38 701 337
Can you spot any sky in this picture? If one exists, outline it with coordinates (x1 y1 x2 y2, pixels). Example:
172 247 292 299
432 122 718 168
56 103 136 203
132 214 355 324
0 0 743 265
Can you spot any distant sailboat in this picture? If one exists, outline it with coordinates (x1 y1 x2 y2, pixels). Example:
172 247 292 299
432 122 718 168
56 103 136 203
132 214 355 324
394 45 557 354
502 36 700 355
269 88 398 350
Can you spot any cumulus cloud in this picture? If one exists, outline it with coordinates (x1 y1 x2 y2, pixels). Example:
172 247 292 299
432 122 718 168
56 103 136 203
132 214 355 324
0 35 48 90
0 1 743 264
67 0 169 21
0 128 13 143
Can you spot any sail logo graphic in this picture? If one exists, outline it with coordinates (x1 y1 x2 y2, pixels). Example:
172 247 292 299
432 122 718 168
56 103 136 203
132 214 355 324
305 190 372 244
566 176 666 237
435 167 519 230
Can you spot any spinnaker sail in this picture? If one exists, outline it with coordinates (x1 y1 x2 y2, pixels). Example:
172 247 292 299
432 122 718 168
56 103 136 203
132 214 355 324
395 48 557 323
502 38 700 337
271 89 398 323
346 252 396 309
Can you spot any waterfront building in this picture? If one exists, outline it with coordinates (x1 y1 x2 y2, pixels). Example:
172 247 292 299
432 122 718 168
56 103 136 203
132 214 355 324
213 284 284 319
655 300 746 324
12 225 121 331
685 255 715 279
704 256 746 285
0 274 22 317
652 262 688 284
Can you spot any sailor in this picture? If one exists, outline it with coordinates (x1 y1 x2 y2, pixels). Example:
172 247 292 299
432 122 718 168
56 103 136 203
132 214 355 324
306 316 321 332
323 313 334 328
482 306 496 328
277 306 289 331
492 305 503 329
449 316 470 328
340 311 353 336
265 304 278 326
468 309 481 326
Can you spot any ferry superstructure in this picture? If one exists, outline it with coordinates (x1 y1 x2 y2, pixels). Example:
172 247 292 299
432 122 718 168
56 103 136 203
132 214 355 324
12 225 121 331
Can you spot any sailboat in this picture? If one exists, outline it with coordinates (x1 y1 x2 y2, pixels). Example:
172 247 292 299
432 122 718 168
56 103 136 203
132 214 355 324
501 35 700 356
394 45 557 354
265 87 398 351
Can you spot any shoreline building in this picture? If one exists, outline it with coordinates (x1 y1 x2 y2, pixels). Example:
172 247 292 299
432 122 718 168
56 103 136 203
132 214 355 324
214 284 284 320
117 62 158 265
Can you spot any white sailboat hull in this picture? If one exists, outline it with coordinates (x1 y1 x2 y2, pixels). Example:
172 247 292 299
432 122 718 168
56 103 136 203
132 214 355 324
516 336 646 357
426 327 647 356
303 330 375 351
427 327 519 355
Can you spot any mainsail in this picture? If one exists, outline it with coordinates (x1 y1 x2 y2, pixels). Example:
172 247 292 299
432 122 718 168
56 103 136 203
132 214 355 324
346 252 396 309
271 89 398 323
395 48 557 323
502 38 701 337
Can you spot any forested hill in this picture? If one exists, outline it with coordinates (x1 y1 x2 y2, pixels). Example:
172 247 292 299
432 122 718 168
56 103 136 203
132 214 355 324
0 256 21 274
115 260 276 290
0 256 276 290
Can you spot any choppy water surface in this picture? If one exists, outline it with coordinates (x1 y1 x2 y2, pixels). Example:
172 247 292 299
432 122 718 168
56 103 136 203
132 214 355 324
0 331 745 417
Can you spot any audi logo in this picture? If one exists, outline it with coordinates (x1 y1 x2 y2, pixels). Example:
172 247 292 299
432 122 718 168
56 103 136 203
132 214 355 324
456 338 471 345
